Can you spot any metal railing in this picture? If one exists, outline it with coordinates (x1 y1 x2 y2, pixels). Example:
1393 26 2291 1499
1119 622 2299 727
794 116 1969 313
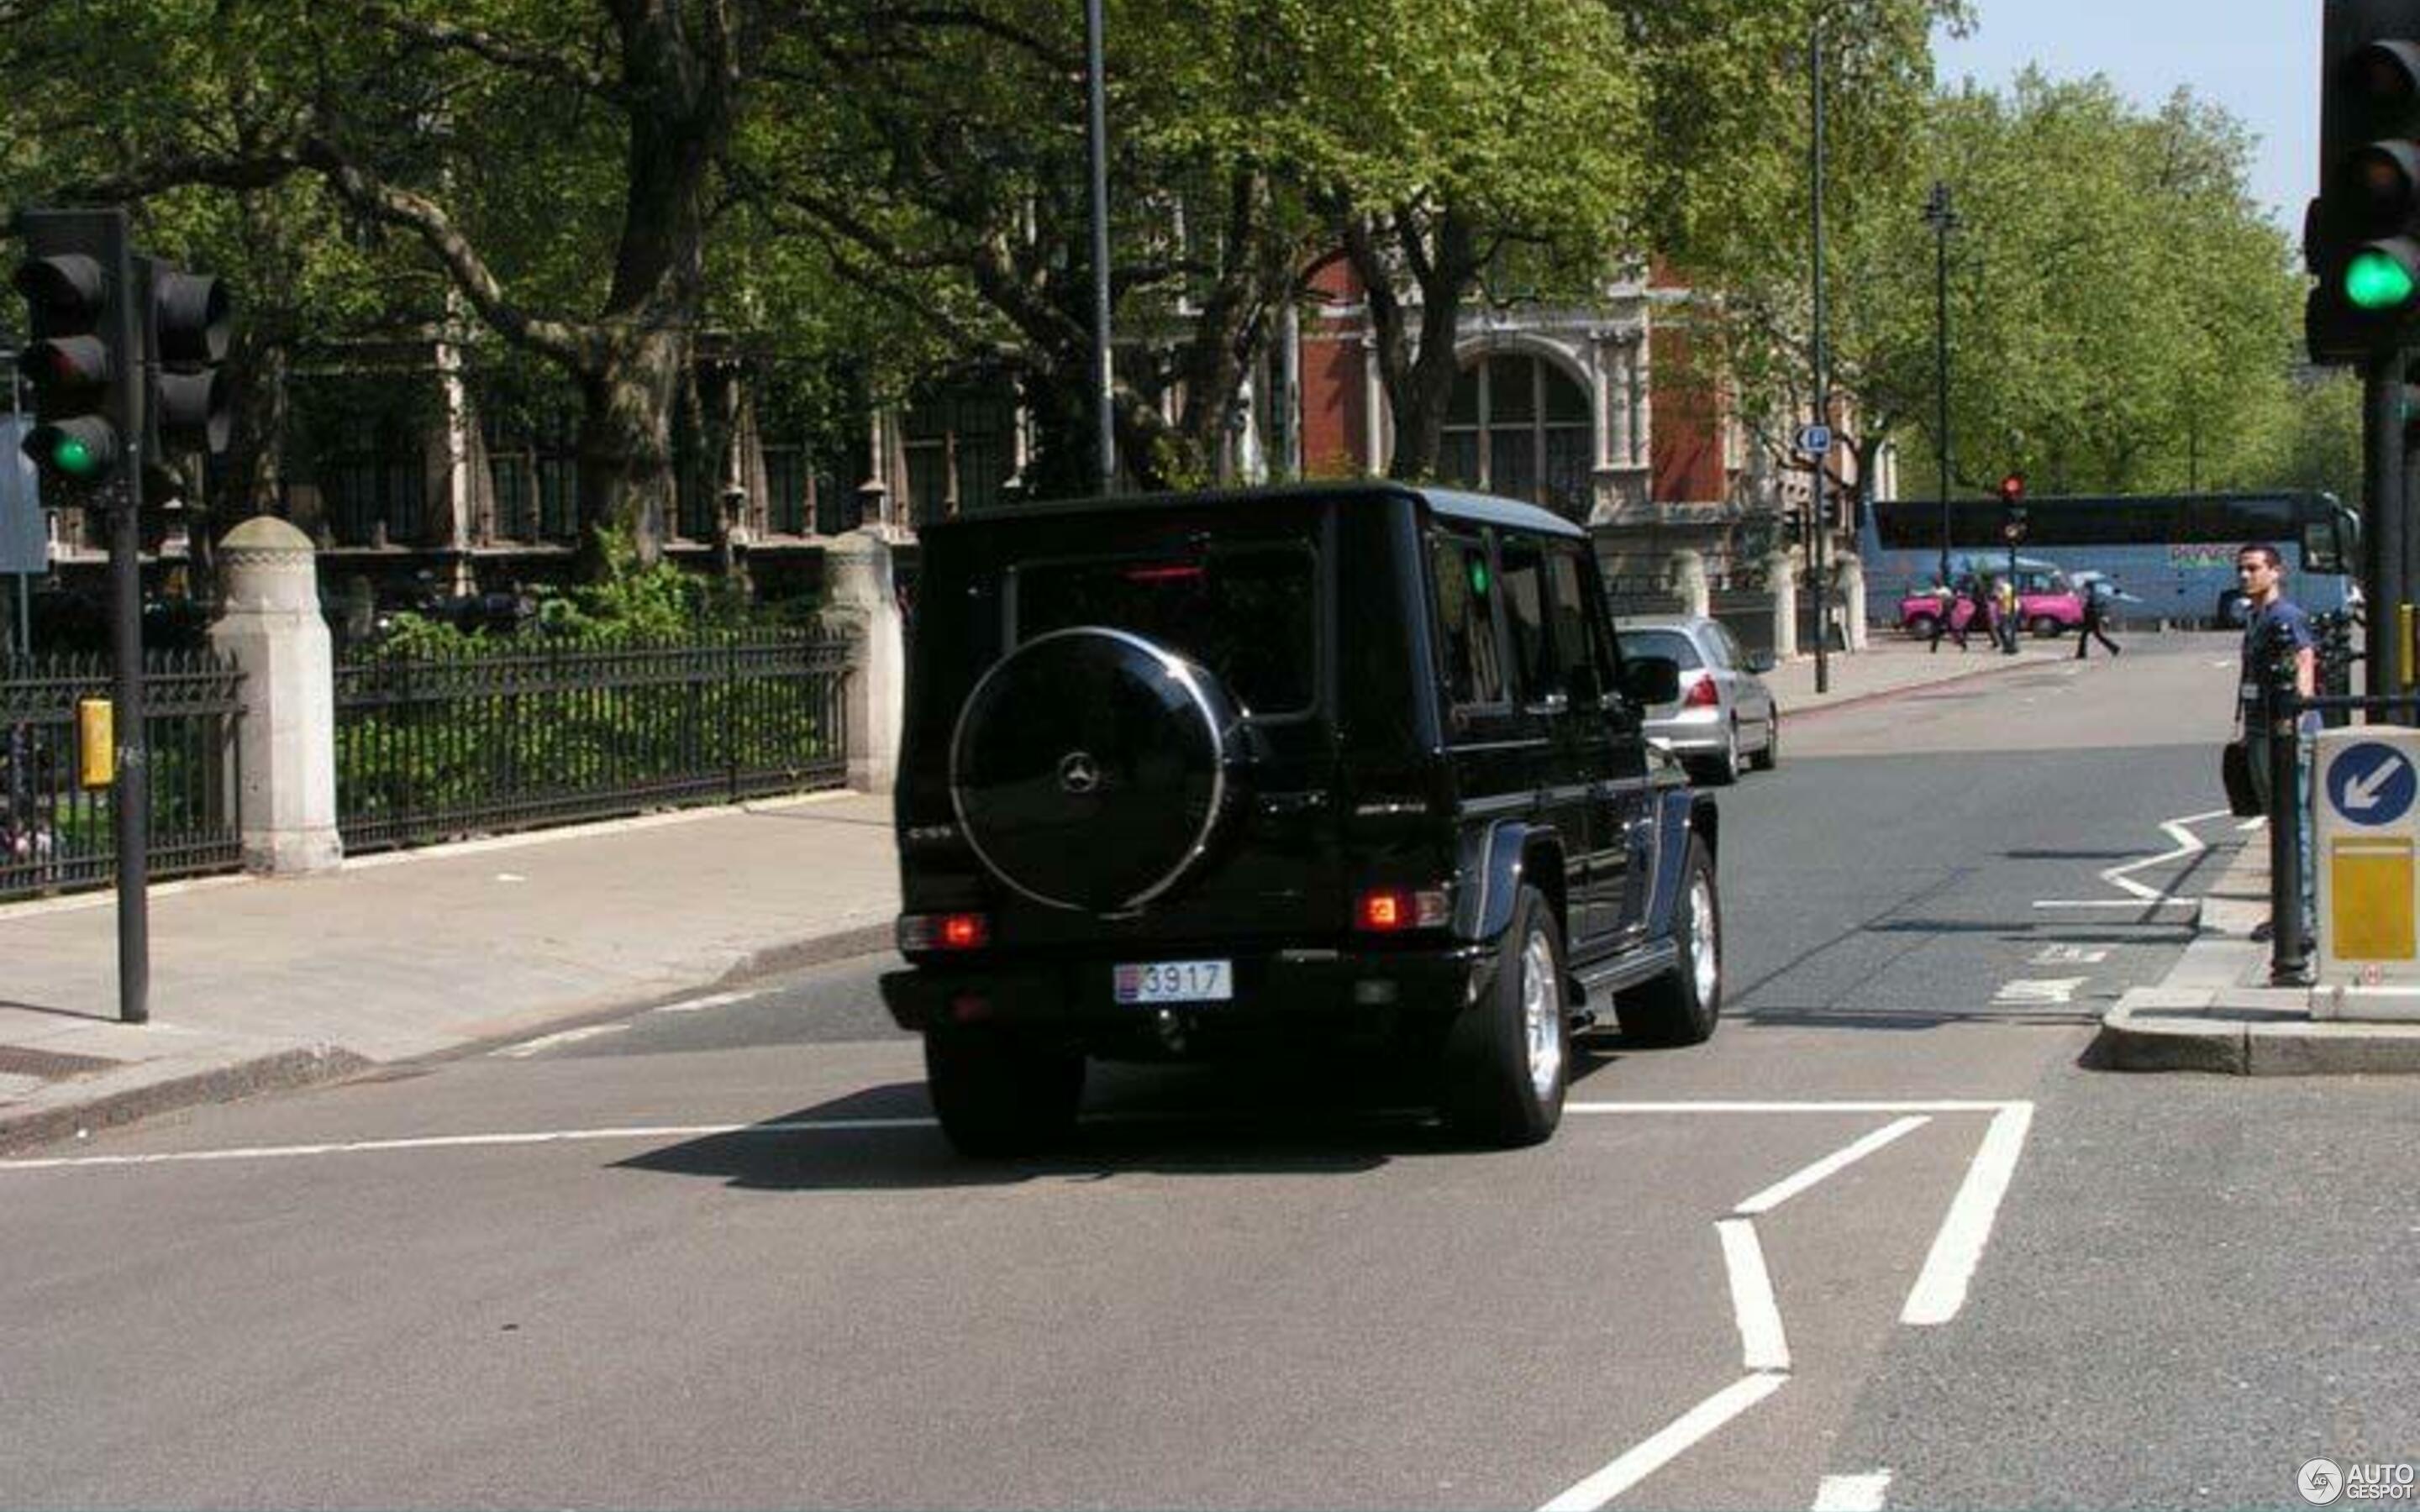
1 652 245 902
334 631 855 852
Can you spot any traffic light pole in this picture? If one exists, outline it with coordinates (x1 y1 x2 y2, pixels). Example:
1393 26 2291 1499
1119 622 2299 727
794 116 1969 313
2365 345 2406 716
105 221 148 1024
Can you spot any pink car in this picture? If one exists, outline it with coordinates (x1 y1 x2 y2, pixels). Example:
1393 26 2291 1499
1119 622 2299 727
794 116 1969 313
1899 567 2085 639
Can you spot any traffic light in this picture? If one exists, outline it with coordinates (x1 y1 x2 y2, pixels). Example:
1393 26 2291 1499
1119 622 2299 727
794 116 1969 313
137 255 230 473
2308 0 2420 363
1998 470 2028 543
11 208 134 499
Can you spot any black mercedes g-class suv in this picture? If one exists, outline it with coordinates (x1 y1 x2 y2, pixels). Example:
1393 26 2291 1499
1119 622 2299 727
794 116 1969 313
881 483 1721 1154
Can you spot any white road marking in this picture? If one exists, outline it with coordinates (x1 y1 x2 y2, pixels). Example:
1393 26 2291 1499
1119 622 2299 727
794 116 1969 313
2033 807 2232 910
0 1117 939 1171
1569 1100 2021 1115
1735 1117 1928 1215
493 872 527 883
1901 1101 2035 1326
1813 1471 1894 1510
1991 977 2086 1005
1536 1373 1788 1512
650 990 760 1015
2238 817 2265 833
492 1023 630 1058
2029 898 2198 911
2031 945 2108 965
1717 1219 1791 1371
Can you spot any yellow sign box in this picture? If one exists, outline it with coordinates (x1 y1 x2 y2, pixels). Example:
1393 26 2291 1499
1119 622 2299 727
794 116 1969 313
2329 837 2416 961
76 697 113 789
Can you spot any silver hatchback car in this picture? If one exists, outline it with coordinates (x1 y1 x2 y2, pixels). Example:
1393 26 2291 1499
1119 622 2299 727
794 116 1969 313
1614 614 1780 785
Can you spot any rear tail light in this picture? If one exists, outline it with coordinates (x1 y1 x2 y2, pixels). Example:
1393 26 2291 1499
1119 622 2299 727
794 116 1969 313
1681 673 1721 708
1355 885 1451 932
898 911 991 952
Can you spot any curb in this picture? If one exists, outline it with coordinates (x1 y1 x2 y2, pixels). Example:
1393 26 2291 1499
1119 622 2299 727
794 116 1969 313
718 921 897 985
0 1044 375 1157
1786 649 2057 722
2098 992 2420 1075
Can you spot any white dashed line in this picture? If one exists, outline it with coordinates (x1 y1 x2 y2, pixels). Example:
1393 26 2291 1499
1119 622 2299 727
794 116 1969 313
651 990 761 1015
492 1023 630 1058
1735 1117 1928 1215
1901 1102 2035 1326
1717 1219 1790 1371
2030 945 2108 965
1537 1373 1788 1512
1812 1471 1894 1510
1991 977 2086 1005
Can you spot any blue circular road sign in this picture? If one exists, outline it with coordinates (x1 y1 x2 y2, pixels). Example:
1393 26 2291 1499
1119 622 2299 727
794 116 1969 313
2326 742 2418 827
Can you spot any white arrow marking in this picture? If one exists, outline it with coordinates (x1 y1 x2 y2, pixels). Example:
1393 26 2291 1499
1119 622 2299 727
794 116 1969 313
1813 1472 1894 1511
2341 756 2409 813
1993 978 2087 1005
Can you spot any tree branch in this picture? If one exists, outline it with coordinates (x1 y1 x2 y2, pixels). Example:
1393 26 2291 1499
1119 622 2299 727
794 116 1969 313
371 8 623 102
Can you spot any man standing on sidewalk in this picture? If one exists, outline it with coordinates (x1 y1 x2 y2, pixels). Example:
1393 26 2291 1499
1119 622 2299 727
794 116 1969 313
2235 543 2316 817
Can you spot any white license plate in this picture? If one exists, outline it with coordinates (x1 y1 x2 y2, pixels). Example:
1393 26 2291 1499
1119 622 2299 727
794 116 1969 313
1113 959 1233 1005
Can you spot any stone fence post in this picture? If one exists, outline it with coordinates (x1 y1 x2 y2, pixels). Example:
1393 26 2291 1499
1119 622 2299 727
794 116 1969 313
1668 549 1711 617
821 528 907 794
1835 553 1870 651
1764 549 1800 660
208 517 341 874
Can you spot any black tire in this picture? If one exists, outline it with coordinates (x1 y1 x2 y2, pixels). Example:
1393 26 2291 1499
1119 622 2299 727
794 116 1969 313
924 1026 1086 1158
1440 885 1569 1147
1617 835 1722 1047
1907 614 1939 640
2029 615 2061 639
1686 727 1740 787
950 627 1244 912
1748 708 1779 771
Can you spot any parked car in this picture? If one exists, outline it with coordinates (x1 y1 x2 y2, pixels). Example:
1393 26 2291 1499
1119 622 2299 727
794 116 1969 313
1897 562 2086 639
1613 615 1779 786
881 482 1724 1156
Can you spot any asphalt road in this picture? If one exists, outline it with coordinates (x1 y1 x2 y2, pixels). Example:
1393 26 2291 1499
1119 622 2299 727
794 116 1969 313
4 633 2414 1510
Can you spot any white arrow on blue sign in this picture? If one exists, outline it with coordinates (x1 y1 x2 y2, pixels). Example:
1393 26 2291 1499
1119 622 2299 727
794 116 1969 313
2327 742 2418 827
1796 423 1833 456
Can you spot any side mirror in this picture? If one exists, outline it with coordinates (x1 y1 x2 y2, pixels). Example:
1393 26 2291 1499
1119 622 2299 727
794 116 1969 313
1621 654 1680 706
1745 651 1776 674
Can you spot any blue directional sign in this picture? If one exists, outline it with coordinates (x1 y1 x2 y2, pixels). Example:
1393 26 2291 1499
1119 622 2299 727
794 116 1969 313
1796 423 1833 457
2327 741 2418 827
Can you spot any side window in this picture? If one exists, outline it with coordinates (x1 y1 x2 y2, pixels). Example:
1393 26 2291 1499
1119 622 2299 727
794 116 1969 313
1431 532 1507 708
1499 535 1557 705
1713 623 1747 668
1701 625 1736 669
1544 545 1607 703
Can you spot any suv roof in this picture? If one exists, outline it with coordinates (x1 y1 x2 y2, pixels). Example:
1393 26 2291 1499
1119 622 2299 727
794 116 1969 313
939 480 1587 541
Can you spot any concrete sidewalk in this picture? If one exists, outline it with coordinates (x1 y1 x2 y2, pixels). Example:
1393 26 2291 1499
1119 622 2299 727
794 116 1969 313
0 633 2063 1155
2099 835 2420 1074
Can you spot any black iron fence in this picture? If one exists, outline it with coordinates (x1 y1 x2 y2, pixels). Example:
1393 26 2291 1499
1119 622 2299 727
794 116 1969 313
334 631 855 852
1 652 246 902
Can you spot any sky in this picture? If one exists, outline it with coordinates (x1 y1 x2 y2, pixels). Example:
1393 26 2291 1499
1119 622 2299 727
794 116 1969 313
1932 0 2318 232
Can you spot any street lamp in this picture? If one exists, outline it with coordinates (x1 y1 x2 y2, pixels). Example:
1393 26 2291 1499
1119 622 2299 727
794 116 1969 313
1922 181 1958 585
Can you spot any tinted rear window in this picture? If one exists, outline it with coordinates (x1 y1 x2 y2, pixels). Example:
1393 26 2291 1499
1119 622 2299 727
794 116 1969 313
1011 544 1318 717
1617 628 1703 669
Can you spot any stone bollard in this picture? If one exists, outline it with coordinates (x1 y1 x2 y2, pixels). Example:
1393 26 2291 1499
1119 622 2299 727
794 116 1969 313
1669 549 1711 618
1764 549 1799 660
821 527 906 794
1835 553 1869 651
208 517 342 874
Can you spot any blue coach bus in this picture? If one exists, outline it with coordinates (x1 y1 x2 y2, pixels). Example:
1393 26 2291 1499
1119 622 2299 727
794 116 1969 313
1860 491 2360 627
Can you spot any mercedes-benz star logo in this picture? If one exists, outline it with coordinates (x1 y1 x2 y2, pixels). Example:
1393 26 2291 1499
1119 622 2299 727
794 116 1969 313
1057 751 1102 795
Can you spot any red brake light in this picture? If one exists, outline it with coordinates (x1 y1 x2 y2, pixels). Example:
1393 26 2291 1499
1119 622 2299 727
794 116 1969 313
1354 886 1450 932
1122 564 1204 583
1682 674 1721 708
939 913 988 949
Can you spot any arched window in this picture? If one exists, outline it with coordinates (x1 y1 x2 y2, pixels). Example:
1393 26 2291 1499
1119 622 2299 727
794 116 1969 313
1440 354 1593 517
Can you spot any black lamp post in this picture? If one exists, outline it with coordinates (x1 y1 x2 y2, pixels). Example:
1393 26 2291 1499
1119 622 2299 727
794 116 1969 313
1922 181 1957 585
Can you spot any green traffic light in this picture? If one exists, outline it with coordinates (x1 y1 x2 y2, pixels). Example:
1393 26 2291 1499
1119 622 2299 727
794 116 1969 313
2346 249 2418 311
50 434 100 477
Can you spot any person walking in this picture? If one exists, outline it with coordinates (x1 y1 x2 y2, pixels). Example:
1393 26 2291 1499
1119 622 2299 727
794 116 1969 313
1926 576 1966 653
1993 575 2021 654
1966 573 1996 654
2074 577 2123 659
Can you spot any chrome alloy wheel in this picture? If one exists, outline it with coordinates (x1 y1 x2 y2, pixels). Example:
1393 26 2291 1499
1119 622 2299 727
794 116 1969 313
1689 871 1719 1005
1520 926 1565 1102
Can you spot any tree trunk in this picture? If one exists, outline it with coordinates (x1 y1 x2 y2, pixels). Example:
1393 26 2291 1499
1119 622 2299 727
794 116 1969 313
572 331 684 578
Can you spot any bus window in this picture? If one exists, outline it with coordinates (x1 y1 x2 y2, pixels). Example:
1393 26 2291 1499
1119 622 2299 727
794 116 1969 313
2304 517 2349 575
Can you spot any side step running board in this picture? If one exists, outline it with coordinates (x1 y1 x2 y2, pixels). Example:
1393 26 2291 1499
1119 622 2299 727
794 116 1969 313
1568 941 1681 1008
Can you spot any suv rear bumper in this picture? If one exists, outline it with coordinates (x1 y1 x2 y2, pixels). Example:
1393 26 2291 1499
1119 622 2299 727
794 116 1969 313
881 943 1489 1049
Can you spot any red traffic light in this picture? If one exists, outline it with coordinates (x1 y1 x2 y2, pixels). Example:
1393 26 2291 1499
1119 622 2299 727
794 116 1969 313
1997 471 2027 504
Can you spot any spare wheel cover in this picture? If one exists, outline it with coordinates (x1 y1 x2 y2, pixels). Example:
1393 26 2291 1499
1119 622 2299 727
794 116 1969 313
950 627 1237 911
